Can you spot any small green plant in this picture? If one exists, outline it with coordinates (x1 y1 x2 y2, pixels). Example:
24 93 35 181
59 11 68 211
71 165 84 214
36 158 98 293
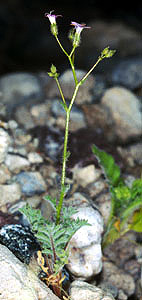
92 145 142 248
20 11 115 298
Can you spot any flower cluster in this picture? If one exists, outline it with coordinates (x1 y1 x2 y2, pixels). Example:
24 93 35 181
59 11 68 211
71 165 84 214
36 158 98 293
45 10 90 46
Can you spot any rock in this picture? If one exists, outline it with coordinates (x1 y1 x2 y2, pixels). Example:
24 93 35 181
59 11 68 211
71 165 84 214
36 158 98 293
69 280 115 300
72 164 101 188
92 74 107 102
0 183 21 207
67 206 103 280
46 69 95 105
15 171 46 196
5 153 30 173
0 128 11 163
0 164 11 184
28 152 43 164
0 244 60 300
15 105 35 129
0 224 40 264
111 58 142 90
0 72 43 112
101 87 142 141
101 261 135 297
117 143 142 166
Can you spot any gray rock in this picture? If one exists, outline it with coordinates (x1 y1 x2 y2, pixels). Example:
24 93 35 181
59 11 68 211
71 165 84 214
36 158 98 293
5 153 30 173
0 164 11 184
0 128 11 164
101 87 142 141
0 72 43 112
15 171 46 196
67 206 104 280
111 58 142 90
47 69 95 105
69 280 115 300
102 261 135 297
0 244 60 300
0 183 21 207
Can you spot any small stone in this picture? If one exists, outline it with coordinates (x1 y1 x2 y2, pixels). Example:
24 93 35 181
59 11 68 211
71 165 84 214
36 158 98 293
72 164 101 188
101 87 142 141
28 152 43 164
0 128 11 163
0 164 11 184
0 244 60 300
0 183 21 207
102 261 135 297
47 69 95 105
5 154 30 173
15 106 35 129
69 280 115 300
15 171 46 196
67 206 104 279
0 72 43 112
111 58 142 89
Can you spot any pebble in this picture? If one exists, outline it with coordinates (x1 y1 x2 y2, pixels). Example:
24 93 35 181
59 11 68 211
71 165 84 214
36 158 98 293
5 153 30 173
0 164 11 184
14 171 46 196
101 87 142 141
69 280 115 300
0 183 21 207
0 72 43 112
0 244 60 300
27 152 43 164
0 128 11 164
67 206 104 279
47 69 95 105
72 164 101 188
102 261 135 297
111 58 142 89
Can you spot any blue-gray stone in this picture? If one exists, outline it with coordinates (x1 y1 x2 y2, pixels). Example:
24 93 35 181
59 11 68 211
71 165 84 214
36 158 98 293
15 171 46 196
111 58 142 90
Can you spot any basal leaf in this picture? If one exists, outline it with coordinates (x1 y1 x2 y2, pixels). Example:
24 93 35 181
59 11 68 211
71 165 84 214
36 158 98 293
92 145 121 187
129 208 142 232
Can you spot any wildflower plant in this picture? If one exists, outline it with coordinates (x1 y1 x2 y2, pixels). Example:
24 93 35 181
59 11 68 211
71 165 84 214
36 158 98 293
92 145 142 248
20 10 115 298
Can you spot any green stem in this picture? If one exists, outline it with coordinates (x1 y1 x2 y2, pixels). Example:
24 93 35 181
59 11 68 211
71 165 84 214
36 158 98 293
80 56 102 85
55 77 67 111
55 35 78 86
56 109 70 224
55 54 104 224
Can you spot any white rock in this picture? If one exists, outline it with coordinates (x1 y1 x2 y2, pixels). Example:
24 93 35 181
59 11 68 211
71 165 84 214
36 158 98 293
72 164 101 188
69 280 115 300
0 128 11 164
101 87 142 141
67 206 104 279
28 152 43 164
0 244 60 300
5 153 30 172
0 183 21 207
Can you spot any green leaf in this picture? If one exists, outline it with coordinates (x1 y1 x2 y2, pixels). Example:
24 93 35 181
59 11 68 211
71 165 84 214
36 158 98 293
129 209 142 232
92 145 121 187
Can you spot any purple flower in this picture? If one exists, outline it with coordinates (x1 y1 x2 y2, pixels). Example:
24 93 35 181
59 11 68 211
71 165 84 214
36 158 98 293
45 10 62 25
71 22 91 35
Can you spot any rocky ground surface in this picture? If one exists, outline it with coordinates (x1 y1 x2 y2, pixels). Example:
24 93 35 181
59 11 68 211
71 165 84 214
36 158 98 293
0 5 142 299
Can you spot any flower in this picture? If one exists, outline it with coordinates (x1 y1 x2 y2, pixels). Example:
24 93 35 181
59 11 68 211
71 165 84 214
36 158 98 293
45 10 62 35
71 22 90 35
70 22 91 47
45 10 62 25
